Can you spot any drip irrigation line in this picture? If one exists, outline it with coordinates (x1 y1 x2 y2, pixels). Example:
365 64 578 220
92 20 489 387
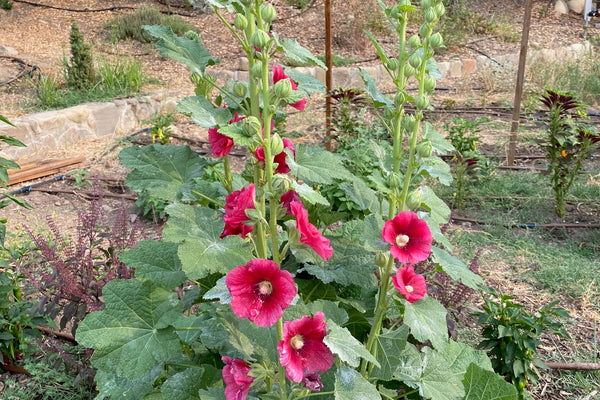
0 55 41 86
451 214 600 229
10 0 196 17
0 174 70 200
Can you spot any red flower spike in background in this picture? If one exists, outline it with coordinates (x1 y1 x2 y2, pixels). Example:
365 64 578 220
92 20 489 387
277 311 334 383
290 201 333 260
221 184 255 239
222 356 254 400
255 137 296 174
392 264 427 303
226 259 296 327
382 211 433 264
272 65 307 111
209 112 245 157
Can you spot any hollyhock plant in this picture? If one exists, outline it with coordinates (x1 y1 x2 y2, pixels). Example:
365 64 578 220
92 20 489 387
382 211 433 264
277 311 334 383
225 259 297 327
209 112 245 157
222 356 254 400
272 65 307 111
255 137 296 174
290 201 333 260
392 264 427 303
221 184 256 239
280 190 302 215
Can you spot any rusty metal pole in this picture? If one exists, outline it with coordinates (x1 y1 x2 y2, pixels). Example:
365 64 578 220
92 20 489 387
507 0 533 166
325 0 333 150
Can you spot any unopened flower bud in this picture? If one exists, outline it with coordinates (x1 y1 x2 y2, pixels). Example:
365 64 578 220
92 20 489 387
402 115 416 131
430 32 444 49
424 8 438 22
234 14 248 30
395 91 406 106
407 187 423 210
273 78 293 98
399 0 411 6
415 94 430 110
383 108 395 120
261 4 276 23
387 172 402 189
416 141 433 158
233 81 247 98
251 29 270 51
423 75 436 93
387 58 400 71
434 2 445 17
251 60 263 77
404 64 415 78
184 30 199 41
243 116 262 137
419 23 431 38
409 53 422 69
421 0 433 9
270 133 285 155
389 5 402 18
408 35 421 49
375 253 388 268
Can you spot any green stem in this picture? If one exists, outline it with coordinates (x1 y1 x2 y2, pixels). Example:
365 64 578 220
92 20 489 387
215 8 248 51
191 190 222 207
277 318 288 400
223 155 233 193
296 391 336 399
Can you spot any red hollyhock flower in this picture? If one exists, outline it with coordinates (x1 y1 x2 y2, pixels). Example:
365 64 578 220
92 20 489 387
290 201 333 261
221 184 255 239
392 264 427 303
226 259 296 327
273 65 307 111
255 137 296 174
209 112 244 157
277 311 334 383
382 211 433 264
222 356 254 400
280 190 302 215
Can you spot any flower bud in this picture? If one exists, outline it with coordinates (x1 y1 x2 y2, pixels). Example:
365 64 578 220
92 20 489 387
273 78 293 98
430 32 444 49
415 94 430 110
251 29 270 51
251 60 263 77
402 115 416 131
434 2 445 17
383 107 395 120
408 35 421 49
184 30 199 41
387 172 402 188
387 58 400 71
260 4 276 23
419 23 431 38
403 64 415 78
406 187 423 210
270 133 285 156
399 0 411 6
423 75 436 94
375 253 388 268
395 91 406 106
234 14 248 30
409 53 422 69
416 141 433 158
421 0 433 9
424 8 438 23
243 116 262 137
233 81 247 98
389 5 402 18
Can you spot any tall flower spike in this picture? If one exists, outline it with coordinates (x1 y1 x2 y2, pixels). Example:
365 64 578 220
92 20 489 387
382 211 433 264
392 264 427 303
222 356 254 400
226 259 297 327
277 311 334 383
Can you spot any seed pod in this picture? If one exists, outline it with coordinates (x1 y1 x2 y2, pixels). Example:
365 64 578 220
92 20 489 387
270 133 285 156
409 53 422 69
234 14 248 30
430 32 444 49
424 8 438 23
415 94 430 110
261 4 276 23
251 29 270 51
408 35 421 49
387 58 400 71
273 78 293 98
416 141 433 158
233 81 247 98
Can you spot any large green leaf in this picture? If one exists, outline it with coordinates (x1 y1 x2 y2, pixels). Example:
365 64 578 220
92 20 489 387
285 67 327 95
442 340 493 376
372 326 409 380
402 296 448 349
341 176 388 215
364 30 389 65
431 246 485 290
119 144 208 203
324 321 379 368
143 25 219 75
334 365 380 400
162 204 253 280
360 214 388 253
275 35 326 69
76 279 184 379
120 240 186 290
0 115 15 127
161 364 221 400
420 185 451 225
287 144 353 185
359 68 393 109
463 364 518 400
291 181 330 206
177 96 233 128
418 155 453 186
94 365 163 400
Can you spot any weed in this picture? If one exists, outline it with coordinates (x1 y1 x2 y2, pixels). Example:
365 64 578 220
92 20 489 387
142 111 175 144
0 0 12 10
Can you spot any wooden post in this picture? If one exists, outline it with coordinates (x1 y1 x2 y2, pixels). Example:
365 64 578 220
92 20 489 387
507 0 533 166
325 0 333 150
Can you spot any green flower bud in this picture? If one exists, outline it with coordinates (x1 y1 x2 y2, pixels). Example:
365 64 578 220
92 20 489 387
406 187 423 210
251 30 270 51
260 4 276 23
243 116 262 137
419 23 430 38
375 253 388 268
415 94 430 110
395 91 406 106
387 58 400 71
409 53 422 69
430 32 444 49
251 60 263 77
273 78 293 98
434 2 445 17
387 172 402 189
270 133 285 155
184 30 199 41
423 75 436 93
383 107 395 120
421 0 433 9
402 115 416 131
408 35 421 49
234 14 248 30
416 141 433 158
233 81 247 98
404 64 415 78
424 8 438 23
399 0 411 6
389 5 402 18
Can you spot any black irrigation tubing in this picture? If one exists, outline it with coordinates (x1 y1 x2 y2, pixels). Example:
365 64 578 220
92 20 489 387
10 0 196 17
0 174 71 200
451 215 600 229
0 55 41 86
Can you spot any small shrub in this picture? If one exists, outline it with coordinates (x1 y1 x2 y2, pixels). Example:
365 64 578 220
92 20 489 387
106 5 198 43
0 0 13 10
64 21 96 90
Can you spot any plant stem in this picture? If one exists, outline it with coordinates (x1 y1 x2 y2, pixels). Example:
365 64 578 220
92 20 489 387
277 318 288 400
223 155 233 193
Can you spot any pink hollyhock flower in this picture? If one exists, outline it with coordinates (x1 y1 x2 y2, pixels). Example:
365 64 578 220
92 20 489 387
277 312 334 383
222 356 254 400
280 190 302 215
290 201 333 261
226 259 297 327
221 184 255 239
382 211 433 264
392 264 427 303
209 112 244 157
255 137 296 174
272 65 307 111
